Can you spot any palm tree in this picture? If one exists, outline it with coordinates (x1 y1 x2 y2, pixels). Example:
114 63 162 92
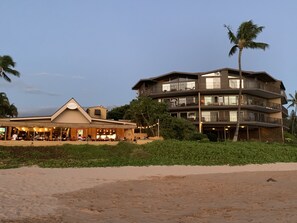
0 55 20 82
225 20 269 141
0 92 10 117
7 104 18 117
0 92 18 117
288 91 297 135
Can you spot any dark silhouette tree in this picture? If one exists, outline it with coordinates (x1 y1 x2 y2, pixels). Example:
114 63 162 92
0 55 20 82
288 91 297 135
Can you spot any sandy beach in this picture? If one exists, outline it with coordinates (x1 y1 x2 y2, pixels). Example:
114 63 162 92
1 163 297 223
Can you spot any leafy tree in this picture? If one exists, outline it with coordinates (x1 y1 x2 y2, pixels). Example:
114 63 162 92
125 96 207 140
0 92 18 117
288 91 297 134
107 104 130 120
0 55 20 82
225 20 269 141
125 96 168 136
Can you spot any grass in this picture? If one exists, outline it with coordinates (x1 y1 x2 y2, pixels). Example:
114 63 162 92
0 140 297 169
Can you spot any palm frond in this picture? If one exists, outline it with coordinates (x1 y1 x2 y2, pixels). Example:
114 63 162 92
228 45 238 56
5 68 20 77
0 72 12 82
246 42 269 50
224 25 238 44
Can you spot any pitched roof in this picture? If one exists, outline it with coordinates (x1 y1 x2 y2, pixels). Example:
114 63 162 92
132 67 285 90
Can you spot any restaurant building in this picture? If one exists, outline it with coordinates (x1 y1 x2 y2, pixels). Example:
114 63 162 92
0 98 136 141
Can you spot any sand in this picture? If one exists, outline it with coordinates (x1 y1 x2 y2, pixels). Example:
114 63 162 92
1 163 297 222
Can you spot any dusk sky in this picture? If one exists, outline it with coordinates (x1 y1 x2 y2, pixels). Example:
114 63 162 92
1 0 296 116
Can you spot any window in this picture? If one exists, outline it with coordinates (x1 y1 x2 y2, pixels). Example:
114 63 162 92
210 112 218 122
206 77 221 89
180 112 187 119
230 111 237 122
204 96 212 105
202 72 221 77
229 96 238 105
179 98 186 106
170 83 178 91
94 109 101 115
186 82 195 90
202 111 218 122
162 84 170 92
229 79 244 88
179 82 186 91
202 111 210 122
186 96 196 106
188 112 196 120
170 98 177 107
218 96 224 105
171 113 178 118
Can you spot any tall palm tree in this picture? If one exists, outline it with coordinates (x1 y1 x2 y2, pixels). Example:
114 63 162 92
288 91 297 134
225 20 269 141
0 55 20 82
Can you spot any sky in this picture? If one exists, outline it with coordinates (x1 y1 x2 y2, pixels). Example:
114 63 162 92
1 0 296 116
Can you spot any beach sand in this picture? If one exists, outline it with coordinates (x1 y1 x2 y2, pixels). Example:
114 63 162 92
1 163 297 222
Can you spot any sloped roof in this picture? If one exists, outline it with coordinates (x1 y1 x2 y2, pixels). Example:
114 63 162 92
132 71 199 90
5 98 136 128
132 67 285 90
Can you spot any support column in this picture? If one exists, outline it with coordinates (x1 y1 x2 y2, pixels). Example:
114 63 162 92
198 92 202 133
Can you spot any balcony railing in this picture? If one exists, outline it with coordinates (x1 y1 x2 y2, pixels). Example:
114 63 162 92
201 113 281 125
141 79 282 95
203 100 281 110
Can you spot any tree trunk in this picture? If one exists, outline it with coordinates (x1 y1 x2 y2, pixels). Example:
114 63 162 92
233 49 243 142
141 112 155 136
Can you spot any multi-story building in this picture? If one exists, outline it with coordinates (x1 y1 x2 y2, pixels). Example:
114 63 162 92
132 68 288 142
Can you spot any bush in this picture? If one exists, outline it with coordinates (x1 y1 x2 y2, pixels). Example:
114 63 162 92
160 117 205 141
284 131 297 144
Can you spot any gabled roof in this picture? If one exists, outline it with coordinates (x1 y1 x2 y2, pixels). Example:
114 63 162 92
51 98 92 123
6 98 136 128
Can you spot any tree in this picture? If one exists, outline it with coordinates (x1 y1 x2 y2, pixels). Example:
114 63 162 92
107 104 130 120
225 20 269 141
288 91 297 134
125 96 168 136
0 55 20 82
0 92 18 117
7 104 18 117
0 92 18 118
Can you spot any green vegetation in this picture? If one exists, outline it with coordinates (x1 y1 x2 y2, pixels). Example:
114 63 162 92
0 55 20 117
1 140 297 169
288 91 297 135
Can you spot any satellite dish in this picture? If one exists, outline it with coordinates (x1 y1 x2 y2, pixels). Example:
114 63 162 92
67 102 78 110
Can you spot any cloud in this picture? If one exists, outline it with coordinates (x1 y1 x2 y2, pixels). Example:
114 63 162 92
24 86 60 96
31 72 85 80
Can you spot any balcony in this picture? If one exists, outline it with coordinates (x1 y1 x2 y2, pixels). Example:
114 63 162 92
141 79 282 96
201 112 282 125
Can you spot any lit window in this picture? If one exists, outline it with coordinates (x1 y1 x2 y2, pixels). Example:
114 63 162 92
206 78 221 89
